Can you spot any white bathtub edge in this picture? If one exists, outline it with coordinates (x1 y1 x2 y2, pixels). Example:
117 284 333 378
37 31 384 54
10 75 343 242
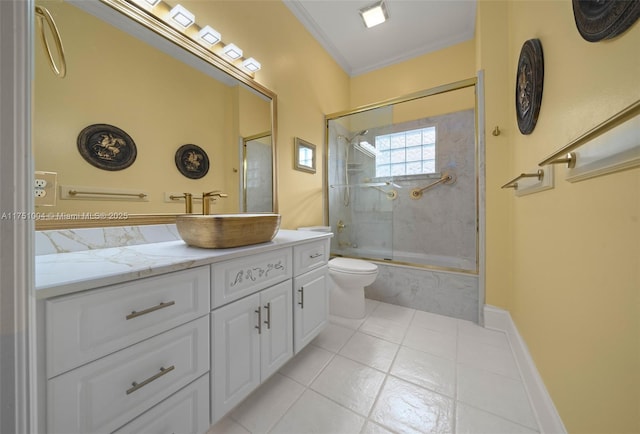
483 304 567 434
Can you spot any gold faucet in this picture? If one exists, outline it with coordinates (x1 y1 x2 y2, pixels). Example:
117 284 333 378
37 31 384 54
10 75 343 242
169 192 193 213
202 190 228 214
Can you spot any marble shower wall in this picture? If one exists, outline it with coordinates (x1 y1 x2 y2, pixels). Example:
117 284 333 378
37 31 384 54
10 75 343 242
328 109 479 321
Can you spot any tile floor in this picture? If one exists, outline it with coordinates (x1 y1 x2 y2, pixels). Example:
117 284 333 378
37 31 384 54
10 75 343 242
207 299 540 434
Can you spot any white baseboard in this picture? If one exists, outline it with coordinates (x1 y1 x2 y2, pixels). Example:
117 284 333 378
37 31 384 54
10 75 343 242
483 305 567 434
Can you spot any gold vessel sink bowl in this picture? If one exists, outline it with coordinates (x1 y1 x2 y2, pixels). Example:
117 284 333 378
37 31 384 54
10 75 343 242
176 213 281 249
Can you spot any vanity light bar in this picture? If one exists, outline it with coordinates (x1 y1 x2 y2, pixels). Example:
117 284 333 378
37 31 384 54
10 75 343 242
169 4 195 28
198 25 221 46
242 57 261 72
222 43 243 60
143 0 161 6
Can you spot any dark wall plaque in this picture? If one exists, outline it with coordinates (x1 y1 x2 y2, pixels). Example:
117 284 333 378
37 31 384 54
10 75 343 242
515 39 544 135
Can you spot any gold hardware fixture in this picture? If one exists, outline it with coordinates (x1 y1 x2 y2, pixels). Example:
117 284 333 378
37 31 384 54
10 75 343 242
68 189 147 199
492 126 501 136
410 172 456 199
255 307 262 334
169 193 193 213
543 152 577 169
202 190 228 214
126 365 175 395
298 287 304 308
126 300 176 320
369 185 398 200
35 6 67 78
539 99 639 167
337 220 346 233
501 169 544 190
263 302 271 329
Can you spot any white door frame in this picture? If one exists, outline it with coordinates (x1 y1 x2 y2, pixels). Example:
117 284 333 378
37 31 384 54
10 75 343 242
0 0 35 433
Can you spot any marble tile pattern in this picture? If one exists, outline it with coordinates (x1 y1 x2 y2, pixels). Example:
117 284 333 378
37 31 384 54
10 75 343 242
35 224 181 255
328 109 477 271
34 229 331 298
365 262 479 322
208 300 539 434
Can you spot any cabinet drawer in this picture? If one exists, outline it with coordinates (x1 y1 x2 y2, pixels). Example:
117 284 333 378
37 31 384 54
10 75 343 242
47 316 209 434
114 374 210 434
293 239 329 276
46 266 210 378
211 248 292 308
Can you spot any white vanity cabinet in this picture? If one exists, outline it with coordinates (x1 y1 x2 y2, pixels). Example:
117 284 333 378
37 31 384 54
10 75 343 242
211 280 292 421
292 238 330 354
42 266 211 434
36 229 332 433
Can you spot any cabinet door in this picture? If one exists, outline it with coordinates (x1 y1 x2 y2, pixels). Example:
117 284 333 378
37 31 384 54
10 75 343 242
212 293 260 423
260 280 293 380
293 266 328 354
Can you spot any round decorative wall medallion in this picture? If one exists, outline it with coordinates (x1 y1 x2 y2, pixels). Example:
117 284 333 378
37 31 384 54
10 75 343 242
77 124 137 171
175 144 210 179
572 0 640 42
515 39 544 135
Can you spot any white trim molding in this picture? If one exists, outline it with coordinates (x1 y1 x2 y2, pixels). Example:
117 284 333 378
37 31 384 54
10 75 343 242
484 305 567 434
0 0 35 433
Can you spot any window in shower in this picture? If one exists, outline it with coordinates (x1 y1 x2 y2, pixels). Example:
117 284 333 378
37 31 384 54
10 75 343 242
374 126 436 177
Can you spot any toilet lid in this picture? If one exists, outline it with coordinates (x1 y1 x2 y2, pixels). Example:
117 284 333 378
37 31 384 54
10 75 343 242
329 258 378 274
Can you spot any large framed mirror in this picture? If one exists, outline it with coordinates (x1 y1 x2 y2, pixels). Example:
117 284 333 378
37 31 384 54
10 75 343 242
34 0 277 229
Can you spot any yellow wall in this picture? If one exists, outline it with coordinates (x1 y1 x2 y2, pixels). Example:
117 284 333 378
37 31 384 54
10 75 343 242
180 1 350 229
479 1 640 432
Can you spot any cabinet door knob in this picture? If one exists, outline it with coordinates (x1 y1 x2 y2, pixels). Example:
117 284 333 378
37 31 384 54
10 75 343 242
255 307 262 334
126 300 175 320
263 302 271 329
126 365 175 395
298 287 304 309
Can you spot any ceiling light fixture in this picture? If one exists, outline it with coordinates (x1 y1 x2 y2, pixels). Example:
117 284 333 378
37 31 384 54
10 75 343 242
198 25 221 46
359 0 389 29
168 4 195 28
143 0 161 6
222 43 243 60
242 57 261 72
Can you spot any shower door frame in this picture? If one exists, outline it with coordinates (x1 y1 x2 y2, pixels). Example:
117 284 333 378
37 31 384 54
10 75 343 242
323 74 486 323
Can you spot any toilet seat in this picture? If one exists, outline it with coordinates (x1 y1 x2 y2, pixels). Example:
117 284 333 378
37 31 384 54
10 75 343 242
329 258 378 274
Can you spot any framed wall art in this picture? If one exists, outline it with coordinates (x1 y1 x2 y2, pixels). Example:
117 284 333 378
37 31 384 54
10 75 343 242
77 123 137 170
175 144 210 179
515 39 544 135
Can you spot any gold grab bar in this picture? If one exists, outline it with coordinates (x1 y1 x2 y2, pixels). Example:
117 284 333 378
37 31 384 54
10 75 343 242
501 170 544 190
68 190 147 198
538 100 640 167
35 6 67 78
410 173 456 199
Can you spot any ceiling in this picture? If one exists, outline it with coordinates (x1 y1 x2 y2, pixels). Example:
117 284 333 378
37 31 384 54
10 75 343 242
283 0 477 77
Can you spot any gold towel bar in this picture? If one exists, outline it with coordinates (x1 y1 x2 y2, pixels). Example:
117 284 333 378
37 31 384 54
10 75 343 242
410 173 456 199
501 170 544 190
68 190 147 198
539 100 640 167
35 6 66 78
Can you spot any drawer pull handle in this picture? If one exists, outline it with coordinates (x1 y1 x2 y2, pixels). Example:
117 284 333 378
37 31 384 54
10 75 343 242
126 365 175 395
255 307 262 334
298 287 304 309
264 302 271 329
126 301 175 320
309 253 322 259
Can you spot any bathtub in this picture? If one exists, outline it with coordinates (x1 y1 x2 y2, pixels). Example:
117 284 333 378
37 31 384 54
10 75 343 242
332 246 476 273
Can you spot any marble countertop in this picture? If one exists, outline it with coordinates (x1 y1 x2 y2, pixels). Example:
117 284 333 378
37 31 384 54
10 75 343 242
35 229 332 299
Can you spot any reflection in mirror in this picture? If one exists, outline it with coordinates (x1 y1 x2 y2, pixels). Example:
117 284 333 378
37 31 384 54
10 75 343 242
33 0 277 229
242 132 273 212
294 137 316 174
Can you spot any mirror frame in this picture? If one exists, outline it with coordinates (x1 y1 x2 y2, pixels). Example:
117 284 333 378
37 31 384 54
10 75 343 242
35 0 278 230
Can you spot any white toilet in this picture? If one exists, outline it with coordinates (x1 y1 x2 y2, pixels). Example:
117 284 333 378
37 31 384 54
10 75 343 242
327 257 378 319
297 226 378 319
